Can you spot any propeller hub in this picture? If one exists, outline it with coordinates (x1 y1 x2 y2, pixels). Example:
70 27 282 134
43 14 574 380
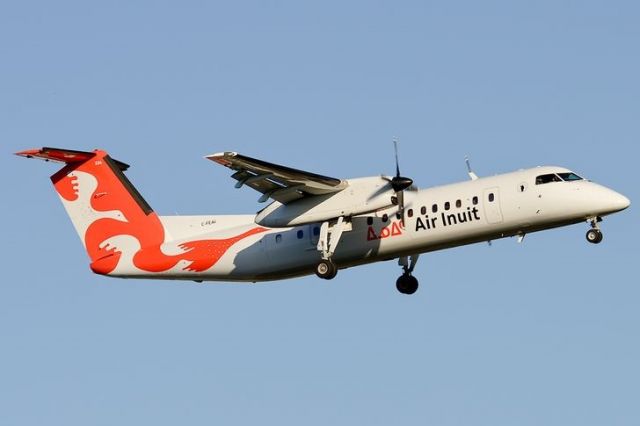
391 176 413 193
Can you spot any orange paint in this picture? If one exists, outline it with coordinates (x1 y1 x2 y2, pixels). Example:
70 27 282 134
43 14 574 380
50 150 266 275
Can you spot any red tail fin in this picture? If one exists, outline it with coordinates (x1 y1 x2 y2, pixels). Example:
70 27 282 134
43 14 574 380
17 147 158 273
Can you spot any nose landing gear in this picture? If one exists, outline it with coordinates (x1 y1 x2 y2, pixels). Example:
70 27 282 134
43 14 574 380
586 217 603 244
396 254 420 295
396 274 419 294
586 228 603 244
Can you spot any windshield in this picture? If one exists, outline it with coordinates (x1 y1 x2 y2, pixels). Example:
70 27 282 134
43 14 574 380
557 172 583 181
536 173 563 184
536 172 584 185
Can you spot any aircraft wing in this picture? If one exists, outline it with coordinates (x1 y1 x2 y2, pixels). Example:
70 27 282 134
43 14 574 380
206 152 348 204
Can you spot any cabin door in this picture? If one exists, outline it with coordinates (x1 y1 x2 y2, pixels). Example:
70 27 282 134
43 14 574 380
483 187 504 224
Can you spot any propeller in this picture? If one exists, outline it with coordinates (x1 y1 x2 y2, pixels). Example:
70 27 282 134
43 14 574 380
390 140 413 192
383 140 413 222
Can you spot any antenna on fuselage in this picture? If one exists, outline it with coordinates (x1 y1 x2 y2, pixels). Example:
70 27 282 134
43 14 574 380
465 156 479 181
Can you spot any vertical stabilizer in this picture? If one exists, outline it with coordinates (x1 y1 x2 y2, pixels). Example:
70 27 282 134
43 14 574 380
17 147 158 274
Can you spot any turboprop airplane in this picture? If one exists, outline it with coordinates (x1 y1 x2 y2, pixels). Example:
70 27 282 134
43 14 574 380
16 146 630 294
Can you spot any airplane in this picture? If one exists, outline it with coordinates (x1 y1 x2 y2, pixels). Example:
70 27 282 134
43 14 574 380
16 146 630 294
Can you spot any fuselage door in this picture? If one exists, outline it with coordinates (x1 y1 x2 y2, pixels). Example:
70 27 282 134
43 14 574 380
483 187 504 224
309 224 321 249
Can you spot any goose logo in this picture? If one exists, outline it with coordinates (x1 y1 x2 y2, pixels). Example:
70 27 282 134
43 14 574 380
367 220 404 241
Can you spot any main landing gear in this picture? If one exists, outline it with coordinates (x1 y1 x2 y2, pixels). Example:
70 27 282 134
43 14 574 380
396 254 420 295
586 217 604 244
316 259 337 280
315 217 350 280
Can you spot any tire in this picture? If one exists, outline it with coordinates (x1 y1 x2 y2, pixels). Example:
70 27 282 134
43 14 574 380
586 229 603 244
316 259 337 279
396 274 419 295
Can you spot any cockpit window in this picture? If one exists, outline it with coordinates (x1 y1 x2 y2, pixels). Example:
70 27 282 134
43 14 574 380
535 173 563 185
557 172 583 181
536 172 584 185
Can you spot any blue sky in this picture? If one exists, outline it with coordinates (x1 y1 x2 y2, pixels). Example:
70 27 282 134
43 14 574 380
2 1 638 425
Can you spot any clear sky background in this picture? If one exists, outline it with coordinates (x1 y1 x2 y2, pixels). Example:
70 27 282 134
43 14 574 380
1 1 638 425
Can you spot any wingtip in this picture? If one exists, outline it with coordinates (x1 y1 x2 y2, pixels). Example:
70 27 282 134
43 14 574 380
204 151 238 166
205 151 237 158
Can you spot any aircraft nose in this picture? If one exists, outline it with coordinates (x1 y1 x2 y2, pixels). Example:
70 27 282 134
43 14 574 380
616 193 631 210
606 189 630 213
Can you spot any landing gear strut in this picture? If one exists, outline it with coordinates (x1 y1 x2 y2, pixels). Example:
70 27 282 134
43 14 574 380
396 254 420 295
315 217 350 280
586 217 603 244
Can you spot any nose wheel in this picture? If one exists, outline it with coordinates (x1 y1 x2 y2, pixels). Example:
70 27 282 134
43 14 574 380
586 228 603 244
586 217 604 244
396 254 420 295
396 274 419 294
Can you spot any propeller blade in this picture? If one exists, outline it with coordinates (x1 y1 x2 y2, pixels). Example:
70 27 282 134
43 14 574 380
366 177 393 201
394 139 400 178
390 139 413 224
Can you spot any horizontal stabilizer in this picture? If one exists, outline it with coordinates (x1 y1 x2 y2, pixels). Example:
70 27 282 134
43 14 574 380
16 147 130 171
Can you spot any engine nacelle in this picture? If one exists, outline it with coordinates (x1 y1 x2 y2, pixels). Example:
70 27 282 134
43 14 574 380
255 177 394 227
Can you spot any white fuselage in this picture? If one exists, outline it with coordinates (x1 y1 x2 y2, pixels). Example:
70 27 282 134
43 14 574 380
113 166 630 282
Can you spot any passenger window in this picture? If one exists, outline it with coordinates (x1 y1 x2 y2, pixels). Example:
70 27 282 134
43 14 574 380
382 213 388 223
536 173 562 185
488 193 495 202
367 217 373 225
472 196 478 205
456 199 462 208
313 227 320 236
444 202 450 211
297 230 304 239
276 234 282 243
407 209 413 218
420 206 426 215
396 212 401 220
432 204 438 213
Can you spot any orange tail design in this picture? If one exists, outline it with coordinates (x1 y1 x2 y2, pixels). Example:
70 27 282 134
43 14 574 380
17 148 266 275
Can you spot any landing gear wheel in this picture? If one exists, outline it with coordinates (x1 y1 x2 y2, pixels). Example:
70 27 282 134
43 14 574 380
586 229 603 244
316 259 337 280
396 274 419 295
